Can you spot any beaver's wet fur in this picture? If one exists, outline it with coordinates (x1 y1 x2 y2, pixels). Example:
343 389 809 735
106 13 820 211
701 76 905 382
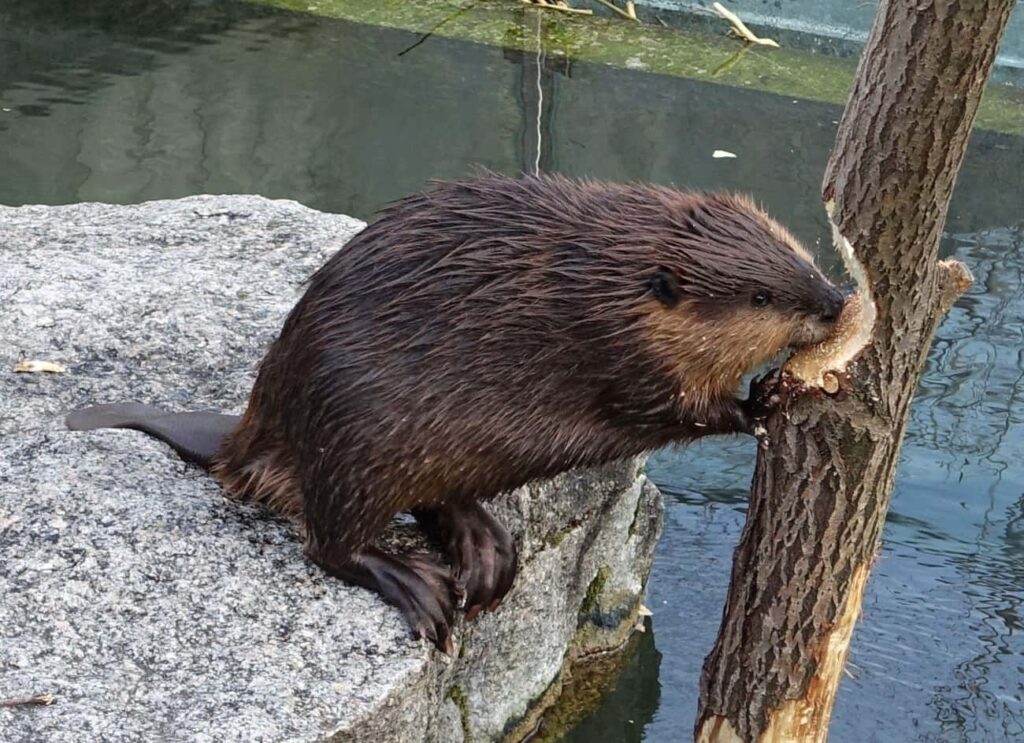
68 173 844 652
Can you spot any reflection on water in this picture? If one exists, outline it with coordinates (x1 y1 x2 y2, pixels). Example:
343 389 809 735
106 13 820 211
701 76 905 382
1 2 1023 741
553 626 662 743
2 1 1021 238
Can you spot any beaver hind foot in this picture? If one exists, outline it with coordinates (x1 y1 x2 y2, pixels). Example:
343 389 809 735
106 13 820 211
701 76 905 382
413 502 518 621
310 544 460 654
65 403 239 468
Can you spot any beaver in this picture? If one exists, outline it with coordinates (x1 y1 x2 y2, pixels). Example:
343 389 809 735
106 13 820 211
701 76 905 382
67 172 844 653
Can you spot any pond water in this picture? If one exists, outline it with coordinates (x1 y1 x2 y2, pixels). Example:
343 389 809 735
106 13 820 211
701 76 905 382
2 2 1022 741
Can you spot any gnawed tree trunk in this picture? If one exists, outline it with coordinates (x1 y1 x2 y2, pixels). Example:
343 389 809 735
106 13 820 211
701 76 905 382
695 2 1016 742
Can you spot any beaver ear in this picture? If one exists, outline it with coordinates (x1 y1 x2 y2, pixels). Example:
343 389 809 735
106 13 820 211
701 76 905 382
649 267 681 308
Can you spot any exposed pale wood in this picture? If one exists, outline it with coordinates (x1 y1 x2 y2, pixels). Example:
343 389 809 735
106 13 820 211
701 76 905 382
698 561 865 742
12 360 66 374
783 292 866 387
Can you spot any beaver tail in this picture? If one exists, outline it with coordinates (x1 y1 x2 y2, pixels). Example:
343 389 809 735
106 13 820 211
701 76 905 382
65 403 240 469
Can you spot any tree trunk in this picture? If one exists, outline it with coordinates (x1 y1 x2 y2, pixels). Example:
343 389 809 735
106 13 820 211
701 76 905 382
695 2 1016 742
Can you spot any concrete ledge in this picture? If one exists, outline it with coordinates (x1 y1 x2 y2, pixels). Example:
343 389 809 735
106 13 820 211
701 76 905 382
0 195 663 742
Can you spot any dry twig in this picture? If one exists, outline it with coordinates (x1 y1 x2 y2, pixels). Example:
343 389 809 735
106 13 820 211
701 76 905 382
522 0 593 15
712 2 779 47
0 694 56 708
591 0 636 21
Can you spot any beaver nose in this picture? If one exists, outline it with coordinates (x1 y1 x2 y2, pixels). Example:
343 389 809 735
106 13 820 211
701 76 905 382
819 292 844 324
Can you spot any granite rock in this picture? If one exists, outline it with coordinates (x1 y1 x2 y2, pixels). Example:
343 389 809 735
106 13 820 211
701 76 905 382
0 196 663 742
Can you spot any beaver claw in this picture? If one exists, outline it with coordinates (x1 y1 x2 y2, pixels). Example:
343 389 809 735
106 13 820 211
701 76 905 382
313 545 458 654
743 369 783 425
414 502 518 621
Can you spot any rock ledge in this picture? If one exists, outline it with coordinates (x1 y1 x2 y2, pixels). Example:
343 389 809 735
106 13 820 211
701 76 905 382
0 196 662 742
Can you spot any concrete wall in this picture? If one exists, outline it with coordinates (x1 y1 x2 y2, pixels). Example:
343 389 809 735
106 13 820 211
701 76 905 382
641 0 1023 70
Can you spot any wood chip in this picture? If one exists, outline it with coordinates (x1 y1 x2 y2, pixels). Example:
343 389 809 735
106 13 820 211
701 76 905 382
13 360 66 374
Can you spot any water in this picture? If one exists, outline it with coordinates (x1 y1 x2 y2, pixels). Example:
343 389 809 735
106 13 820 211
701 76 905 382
2 3 1023 741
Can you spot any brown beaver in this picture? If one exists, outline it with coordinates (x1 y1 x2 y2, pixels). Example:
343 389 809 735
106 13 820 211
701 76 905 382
67 172 843 653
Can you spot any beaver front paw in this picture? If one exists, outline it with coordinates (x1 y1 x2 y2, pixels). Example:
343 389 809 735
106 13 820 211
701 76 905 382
743 369 783 425
414 501 518 621
311 545 458 655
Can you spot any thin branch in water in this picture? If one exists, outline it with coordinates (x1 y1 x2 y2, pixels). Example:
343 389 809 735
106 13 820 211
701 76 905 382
532 7 544 176
397 1 483 57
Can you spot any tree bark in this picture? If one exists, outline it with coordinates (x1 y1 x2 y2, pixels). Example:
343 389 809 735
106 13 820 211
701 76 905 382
695 2 1016 742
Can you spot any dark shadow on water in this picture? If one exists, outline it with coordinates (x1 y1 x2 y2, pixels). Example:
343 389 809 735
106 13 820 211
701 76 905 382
552 623 662 743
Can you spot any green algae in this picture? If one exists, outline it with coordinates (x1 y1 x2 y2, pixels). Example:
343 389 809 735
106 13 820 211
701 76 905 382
247 0 1023 136
578 565 611 619
502 593 645 742
447 684 474 741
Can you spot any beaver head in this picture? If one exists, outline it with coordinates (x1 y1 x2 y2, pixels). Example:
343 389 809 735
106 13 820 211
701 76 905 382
629 189 844 395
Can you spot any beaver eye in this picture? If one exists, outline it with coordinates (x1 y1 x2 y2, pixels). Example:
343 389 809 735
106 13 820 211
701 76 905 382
751 290 771 307
650 268 681 308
